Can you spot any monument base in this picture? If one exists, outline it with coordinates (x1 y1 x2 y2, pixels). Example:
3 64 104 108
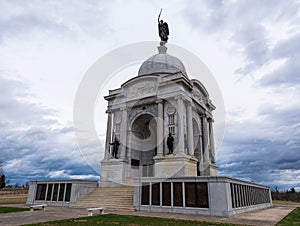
100 158 131 187
203 163 219 176
153 153 198 178
134 176 272 217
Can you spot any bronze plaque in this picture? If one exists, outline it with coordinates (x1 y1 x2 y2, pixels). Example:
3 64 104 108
162 182 171 206
52 183 59 201
35 184 47 200
196 182 209 208
141 183 150 205
152 182 160 205
173 182 183 206
58 183 65 201
46 184 53 201
185 182 197 207
65 183 72 202
185 182 209 208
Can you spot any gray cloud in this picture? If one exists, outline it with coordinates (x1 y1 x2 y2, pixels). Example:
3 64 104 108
0 0 109 42
182 0 300 75
261 33 300 85
218 101 300 190
0 74 98 185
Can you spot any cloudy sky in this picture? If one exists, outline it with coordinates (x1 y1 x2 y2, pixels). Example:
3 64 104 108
0 0 299 190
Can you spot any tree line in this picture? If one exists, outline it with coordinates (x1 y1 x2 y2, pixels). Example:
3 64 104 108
271 187 300 202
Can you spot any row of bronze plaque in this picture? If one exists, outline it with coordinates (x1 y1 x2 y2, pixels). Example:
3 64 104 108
141 182 209 208
230 183 270 208
35 183 72 202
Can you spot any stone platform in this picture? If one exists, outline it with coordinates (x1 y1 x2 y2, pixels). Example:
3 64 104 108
134 176 273 217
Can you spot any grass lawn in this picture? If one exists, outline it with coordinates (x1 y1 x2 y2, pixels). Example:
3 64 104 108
0 206 28 214
24 214 237 226
276 207 300 226
0 195 27 204
273 200 300 206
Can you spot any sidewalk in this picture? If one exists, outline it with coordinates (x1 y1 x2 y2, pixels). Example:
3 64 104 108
109 205 295 226
0 204 296 226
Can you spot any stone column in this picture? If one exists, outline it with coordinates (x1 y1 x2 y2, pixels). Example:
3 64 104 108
187 103 194 156
120 107 128 159
202 117 210 163
156 100 164 156
208 118 216 163
128 130 133 161
176 95 185 155
104 110 112 159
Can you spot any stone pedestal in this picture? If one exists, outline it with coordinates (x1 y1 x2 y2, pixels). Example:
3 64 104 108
100 159 131 187
153 153 198 178
203 163 219 176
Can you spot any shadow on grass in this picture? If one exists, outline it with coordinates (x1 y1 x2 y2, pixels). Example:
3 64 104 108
0 206 28 214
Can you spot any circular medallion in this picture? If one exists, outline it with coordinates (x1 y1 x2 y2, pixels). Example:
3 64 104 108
167 106 176 115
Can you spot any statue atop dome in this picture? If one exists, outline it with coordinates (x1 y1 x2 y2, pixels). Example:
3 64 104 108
158 9 169 43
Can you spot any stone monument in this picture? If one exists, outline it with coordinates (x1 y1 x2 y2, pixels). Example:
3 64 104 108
27 15 272 217
100 12 218 187
99 15 272 217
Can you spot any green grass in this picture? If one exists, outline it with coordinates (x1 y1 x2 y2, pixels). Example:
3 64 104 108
0 206 28 214
276 207 300 226
24 214 237 226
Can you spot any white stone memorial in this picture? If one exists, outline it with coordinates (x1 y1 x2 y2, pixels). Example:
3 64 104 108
100 16 272 216
27 16 272 216
100 42 218 187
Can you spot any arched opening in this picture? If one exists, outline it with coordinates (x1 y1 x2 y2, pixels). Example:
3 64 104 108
130 114 157 177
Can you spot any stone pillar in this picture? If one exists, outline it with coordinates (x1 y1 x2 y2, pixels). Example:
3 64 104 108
176 95 185 155
157 100 164 156
208 118 216 163
202 117 210 163
120 107 127 159
128 130 133 161
187 103 194 156
105 110 112 159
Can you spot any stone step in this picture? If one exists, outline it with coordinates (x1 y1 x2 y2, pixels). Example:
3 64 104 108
73 204 134 209
88 194 133 196
74 186 134 210
76 200 133 203
89 191 133 193
86 197 132 200
75 205 135 210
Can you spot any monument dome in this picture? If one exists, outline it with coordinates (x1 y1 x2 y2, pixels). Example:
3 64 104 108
138 49 188 78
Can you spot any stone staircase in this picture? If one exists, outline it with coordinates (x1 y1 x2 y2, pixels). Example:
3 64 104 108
74 185 135 210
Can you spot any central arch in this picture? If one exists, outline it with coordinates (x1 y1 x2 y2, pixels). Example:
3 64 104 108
130 113 157 177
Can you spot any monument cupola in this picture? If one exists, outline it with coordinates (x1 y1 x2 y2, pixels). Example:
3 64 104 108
138 46 188 79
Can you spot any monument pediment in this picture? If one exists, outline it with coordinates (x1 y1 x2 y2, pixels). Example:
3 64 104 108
122 76 158 99
191 79 210 107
